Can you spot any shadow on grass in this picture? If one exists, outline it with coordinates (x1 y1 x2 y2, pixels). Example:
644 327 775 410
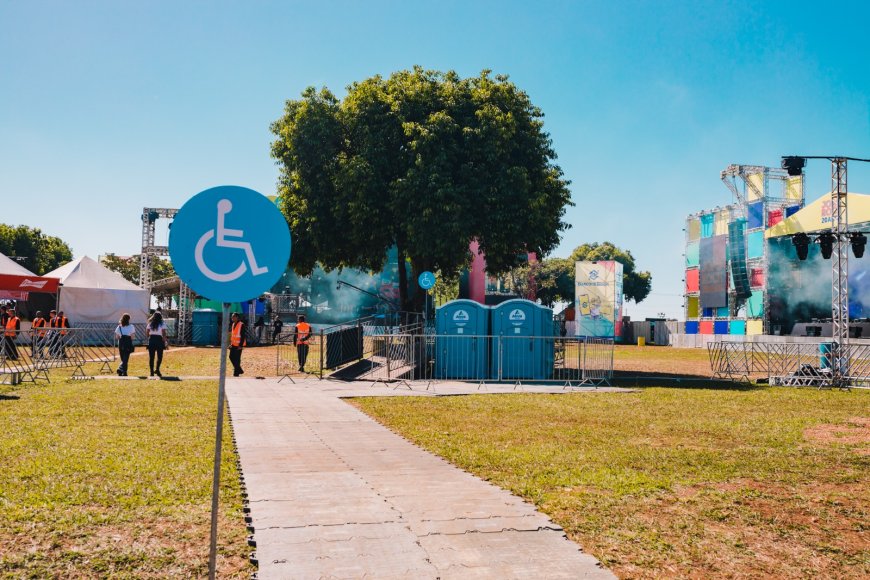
611 371 763 391
0 393 22 400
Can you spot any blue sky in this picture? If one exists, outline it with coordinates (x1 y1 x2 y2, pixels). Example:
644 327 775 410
1 0 868 318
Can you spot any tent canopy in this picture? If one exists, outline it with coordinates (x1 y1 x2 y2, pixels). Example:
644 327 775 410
0 252 37 276
0 252 60 302
44 256 149 324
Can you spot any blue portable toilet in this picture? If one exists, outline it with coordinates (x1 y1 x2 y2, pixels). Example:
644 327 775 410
192 309 220 346
490 299 553 380
435 300 489 379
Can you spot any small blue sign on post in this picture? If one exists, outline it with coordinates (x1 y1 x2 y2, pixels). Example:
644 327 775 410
169 185 291 580
418 271 436 290
169 185 291 302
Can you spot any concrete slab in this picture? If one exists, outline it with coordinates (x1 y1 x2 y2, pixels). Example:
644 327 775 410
228 377 616 579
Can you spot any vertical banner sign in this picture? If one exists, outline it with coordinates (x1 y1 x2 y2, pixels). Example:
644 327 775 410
169 185 291 580
575 261 623 338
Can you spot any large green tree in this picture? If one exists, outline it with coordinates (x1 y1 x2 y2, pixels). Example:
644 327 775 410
0 224 73 274
271 67 572 311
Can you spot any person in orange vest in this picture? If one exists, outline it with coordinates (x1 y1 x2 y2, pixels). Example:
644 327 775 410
3 306 20 360
31 310 48 358
293 314 311 372
50 310 70 358
228 312 246 377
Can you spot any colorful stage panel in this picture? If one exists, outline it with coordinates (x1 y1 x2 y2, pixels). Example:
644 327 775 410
785 204 800 217
786 176 803 201
686 269 699 293
747 320 764 335
717 307 729 317
700 214 714 238
714 210 730 236
729 320 746 334
685 321 699 334
713 320 729 334
686 296 699 318
699 320 714 334
747 173 764 201
687 218 701 241
686 241 699 267
748 231 764 259
750 268 764 287
699 236 727 308
748 201 764 229
747 290 764 317
768 209 783 227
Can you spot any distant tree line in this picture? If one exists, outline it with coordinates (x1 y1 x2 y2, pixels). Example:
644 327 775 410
0 224 73 275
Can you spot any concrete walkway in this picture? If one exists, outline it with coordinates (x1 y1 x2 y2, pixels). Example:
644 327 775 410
228 378 618 579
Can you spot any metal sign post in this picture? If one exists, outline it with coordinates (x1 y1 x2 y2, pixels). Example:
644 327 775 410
168 185 291 579
208 301 231 577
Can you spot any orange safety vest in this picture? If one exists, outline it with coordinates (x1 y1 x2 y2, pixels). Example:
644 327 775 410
295 322 311 346
231 321 246 348
5 316 19 337
32 317 47 337
52 316 69 335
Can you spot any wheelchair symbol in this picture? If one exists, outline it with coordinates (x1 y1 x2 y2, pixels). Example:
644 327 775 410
195 199 269 282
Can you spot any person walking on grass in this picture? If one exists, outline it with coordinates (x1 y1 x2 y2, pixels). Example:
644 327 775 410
293 314 311 372
228 312 246 377
3 306 20 360
114 313 136 376
31 311 47 359
146 311 168 377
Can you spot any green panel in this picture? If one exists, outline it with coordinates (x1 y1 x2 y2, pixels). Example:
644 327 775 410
686 242 700 267
686 296 699 318
747 290 764 317
716 307 729 317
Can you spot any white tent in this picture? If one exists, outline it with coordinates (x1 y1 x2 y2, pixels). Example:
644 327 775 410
0 251 37 275
44 256 149 324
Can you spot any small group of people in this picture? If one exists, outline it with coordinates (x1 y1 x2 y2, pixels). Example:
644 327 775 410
113 311 169 377
226 313 311 377
1 304 70 361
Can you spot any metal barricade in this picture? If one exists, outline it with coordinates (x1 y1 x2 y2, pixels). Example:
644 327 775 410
1 327 119 384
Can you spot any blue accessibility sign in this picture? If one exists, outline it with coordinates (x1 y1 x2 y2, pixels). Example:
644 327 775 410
169 185 291 303
418 271 436 290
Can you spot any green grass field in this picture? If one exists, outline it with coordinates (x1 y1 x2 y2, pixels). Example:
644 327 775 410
0 378 249 578
353 386 870 578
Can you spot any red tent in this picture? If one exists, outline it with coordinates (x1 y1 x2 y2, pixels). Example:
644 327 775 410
0 273 61 301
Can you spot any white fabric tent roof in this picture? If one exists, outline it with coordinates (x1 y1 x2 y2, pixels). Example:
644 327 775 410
44 256 150 324
0 251 37 276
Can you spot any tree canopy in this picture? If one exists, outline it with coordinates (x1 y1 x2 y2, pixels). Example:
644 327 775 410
0 224 73 275
271 66 572 310
101 254 175 285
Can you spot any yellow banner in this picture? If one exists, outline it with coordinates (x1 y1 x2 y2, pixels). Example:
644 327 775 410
765 192 870 238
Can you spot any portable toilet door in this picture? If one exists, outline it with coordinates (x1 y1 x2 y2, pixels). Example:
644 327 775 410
491 299 540 380
434 300 488 379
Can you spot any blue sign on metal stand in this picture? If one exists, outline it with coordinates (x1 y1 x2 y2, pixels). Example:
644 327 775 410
169 185 291 302
169 185 291 580
418 271 436 290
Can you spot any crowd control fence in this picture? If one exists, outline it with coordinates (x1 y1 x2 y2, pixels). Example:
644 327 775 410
0 327 123 384
277 332 614 386
708 340 870 389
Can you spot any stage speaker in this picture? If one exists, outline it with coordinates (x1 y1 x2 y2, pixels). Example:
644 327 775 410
729 220 752 301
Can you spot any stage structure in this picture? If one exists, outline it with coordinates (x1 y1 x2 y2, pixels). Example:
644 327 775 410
684 165 804 336
140 207 196 343
575 261 624 339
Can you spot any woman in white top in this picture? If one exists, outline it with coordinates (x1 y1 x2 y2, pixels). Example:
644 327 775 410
114 313 136 376
146 311 169 377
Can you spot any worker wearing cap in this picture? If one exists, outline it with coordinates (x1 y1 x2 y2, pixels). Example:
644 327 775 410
3 306 20 360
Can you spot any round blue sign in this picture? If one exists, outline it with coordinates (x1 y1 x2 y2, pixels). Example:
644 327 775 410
169 185 291 303
418 271 436 290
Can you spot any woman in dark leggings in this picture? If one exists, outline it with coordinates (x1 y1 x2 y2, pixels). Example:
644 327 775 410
146 311 168 377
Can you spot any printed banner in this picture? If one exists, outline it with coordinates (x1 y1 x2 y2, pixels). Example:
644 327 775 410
575 261 623 338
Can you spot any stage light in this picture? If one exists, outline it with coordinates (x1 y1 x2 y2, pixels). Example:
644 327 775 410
781 156 806 176
850 232 867 258
792 233 810 261
818 232 835 259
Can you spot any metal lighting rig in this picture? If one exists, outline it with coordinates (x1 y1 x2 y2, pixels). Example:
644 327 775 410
783 155 870 388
